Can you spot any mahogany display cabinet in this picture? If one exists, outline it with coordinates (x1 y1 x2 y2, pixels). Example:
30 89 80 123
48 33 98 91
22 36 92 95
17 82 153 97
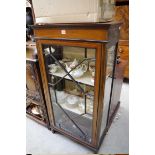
26 43 50 128
33 22 126 152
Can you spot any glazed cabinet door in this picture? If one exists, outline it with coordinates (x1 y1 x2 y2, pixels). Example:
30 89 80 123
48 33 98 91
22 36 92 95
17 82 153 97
37 40 102 147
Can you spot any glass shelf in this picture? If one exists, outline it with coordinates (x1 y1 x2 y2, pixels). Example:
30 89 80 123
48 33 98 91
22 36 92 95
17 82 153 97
49 87 93 119
48 68 110 87
48 70 94 86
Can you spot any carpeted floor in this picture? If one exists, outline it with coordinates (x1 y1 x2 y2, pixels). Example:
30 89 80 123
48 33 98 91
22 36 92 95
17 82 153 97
26 83 129 154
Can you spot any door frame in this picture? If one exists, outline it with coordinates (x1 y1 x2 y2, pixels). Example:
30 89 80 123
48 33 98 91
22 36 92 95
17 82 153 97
36 39 106 148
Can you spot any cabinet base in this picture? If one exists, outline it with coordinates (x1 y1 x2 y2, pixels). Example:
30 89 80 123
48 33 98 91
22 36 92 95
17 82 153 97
49 102 120 153
50 125 98 152
51 129 56 133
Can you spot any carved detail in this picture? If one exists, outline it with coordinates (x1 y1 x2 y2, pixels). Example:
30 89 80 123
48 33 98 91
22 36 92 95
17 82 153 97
26 62 43 103
26 61 49 124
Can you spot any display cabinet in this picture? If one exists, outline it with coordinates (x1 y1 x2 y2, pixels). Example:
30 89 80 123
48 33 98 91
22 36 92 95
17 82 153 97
33 22 126 152
26 43 50 128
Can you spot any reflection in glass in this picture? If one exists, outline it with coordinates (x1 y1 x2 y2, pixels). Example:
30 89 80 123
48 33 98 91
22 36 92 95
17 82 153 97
99 44 116 139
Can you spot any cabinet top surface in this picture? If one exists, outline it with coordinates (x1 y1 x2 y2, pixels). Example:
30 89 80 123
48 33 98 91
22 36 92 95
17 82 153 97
32 21 122 29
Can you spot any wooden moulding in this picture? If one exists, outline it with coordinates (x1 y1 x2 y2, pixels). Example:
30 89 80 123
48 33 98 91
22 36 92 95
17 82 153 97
33 22 122 43
34 28 108 42
32 21 122 29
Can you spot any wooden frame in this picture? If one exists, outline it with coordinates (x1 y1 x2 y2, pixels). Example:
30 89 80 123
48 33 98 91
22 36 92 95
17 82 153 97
36 39 104 147
33 22 124 152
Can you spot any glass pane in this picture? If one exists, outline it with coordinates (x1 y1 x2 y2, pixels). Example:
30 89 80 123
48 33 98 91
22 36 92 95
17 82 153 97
99 44 116 139
42 44 96 143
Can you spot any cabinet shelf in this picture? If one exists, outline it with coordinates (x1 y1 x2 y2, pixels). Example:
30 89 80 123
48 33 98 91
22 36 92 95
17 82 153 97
49 88 93 118
48 70 95 86
48 70 110 87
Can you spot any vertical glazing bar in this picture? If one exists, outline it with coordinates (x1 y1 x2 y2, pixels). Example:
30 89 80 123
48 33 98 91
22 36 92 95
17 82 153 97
84 48 87 114
84 95 87 114
52 86 87 139
49 53 85 94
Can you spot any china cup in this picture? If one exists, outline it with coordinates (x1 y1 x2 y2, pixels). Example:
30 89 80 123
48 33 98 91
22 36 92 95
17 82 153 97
65 59 88 78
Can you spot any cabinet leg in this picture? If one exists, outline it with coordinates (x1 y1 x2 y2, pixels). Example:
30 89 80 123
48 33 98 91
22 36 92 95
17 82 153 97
92 147 99 154
93 150 98 154
51 129 56 134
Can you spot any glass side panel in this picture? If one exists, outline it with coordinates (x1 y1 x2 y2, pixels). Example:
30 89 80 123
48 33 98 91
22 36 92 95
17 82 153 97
99 44 116 139
42 44 96 143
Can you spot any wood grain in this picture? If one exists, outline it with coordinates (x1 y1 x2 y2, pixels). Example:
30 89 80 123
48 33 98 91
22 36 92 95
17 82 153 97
118 45 129 78
92 43 107 147
34 28 108 41
115 5 129 40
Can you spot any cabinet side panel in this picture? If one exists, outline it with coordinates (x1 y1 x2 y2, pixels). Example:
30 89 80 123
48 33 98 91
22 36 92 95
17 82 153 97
108 60 127 120
99 43 117 140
